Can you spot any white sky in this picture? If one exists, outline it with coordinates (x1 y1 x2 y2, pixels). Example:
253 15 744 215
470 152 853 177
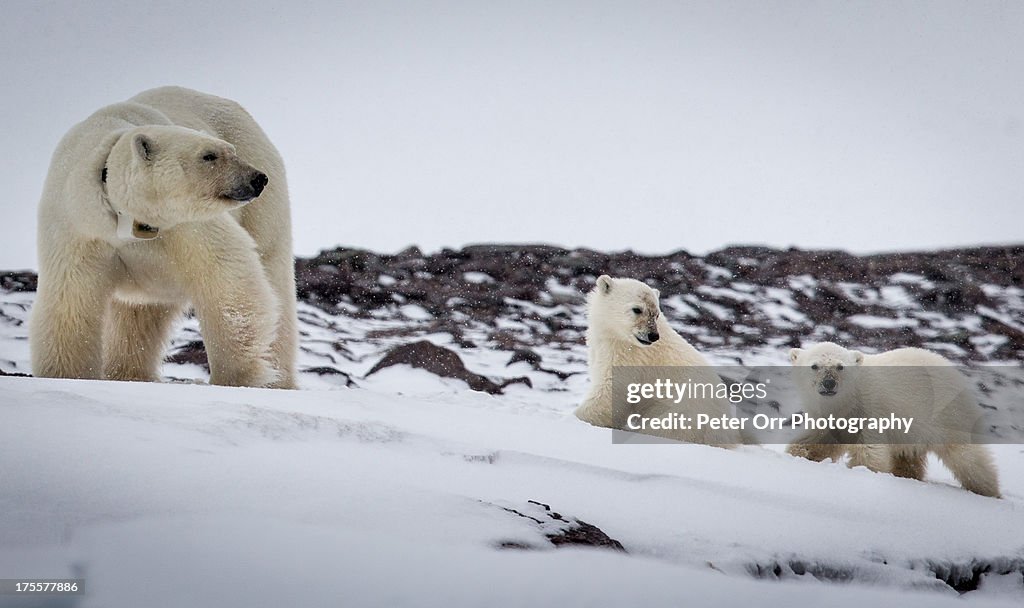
1 1 1022 269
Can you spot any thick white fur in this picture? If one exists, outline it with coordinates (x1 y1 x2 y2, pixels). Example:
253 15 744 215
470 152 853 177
30 86 297 388
574 275 739 446
786 342 1000 497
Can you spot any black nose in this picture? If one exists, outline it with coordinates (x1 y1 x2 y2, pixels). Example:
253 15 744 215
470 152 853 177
250 172 268 197
648 331 660 343
821 377 837 391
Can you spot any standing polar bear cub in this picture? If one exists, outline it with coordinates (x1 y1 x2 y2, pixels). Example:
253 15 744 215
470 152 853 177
786 342 1000 497
30 86 297 388
574 276 738 446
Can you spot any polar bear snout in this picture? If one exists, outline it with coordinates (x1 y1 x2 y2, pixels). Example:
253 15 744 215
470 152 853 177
223 171 269 202
633 310 661 346
251 171 269 195
818 374 838 396
635 329 660 345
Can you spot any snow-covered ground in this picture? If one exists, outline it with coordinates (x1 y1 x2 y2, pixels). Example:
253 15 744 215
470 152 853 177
1 286 1023 606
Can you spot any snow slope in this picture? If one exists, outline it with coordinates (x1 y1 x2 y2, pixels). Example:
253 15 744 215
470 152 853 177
2 376 1023 607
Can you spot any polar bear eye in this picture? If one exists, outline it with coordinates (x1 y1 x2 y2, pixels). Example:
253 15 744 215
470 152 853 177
631 306 643 315
811 364 819 371
836 364 844 371
202 152 218 162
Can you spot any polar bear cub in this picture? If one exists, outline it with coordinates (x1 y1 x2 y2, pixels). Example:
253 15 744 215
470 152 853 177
30 86 298 388
574 275 739 446
786 342 1000 497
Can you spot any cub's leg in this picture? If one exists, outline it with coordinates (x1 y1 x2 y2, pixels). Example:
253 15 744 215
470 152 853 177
786 435 845 462
845 444 889 472
889 447 927 481
936 444 1001 498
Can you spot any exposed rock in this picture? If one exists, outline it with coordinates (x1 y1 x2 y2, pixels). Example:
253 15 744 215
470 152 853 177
366 340 530 394
508 349 542 367
925 557 1024 593
302 366 358 387
0 271 37 292
749 555 1024 595
507 348 579 380
165 340 209 370
495 500 626 552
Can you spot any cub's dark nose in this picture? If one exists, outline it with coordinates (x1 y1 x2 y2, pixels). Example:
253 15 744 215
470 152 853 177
821 376 837 392
647 331 660 343
250 172 268 197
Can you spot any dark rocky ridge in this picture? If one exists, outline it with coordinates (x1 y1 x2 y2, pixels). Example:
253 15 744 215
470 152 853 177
294 244 1024 362
4 244 1023 367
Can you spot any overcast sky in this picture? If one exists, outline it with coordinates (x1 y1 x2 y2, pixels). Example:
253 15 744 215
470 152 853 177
1 1 1022 269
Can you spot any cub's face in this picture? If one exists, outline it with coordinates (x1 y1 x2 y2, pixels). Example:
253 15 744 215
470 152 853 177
789 342 864 396
590 275 662 347
107 126 268 228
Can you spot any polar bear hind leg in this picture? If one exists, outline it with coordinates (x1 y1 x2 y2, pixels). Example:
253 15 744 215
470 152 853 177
103 300 184 382
889 447 927 481
263 251 298 389
935 444 1001 498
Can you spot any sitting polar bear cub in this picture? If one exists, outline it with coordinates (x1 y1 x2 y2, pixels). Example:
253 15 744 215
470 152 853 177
30 86 297 388
574 275 738 446
786 342 1000 497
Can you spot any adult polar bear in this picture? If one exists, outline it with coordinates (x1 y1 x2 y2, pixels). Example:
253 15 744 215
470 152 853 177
30 86 297 388
786 342 999 497
575 275 739 446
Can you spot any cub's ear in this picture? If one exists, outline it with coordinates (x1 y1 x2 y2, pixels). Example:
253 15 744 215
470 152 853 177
133 134 156 162
852 351 865 365
653 288 661 299
788 348 803 364
596 275 613 295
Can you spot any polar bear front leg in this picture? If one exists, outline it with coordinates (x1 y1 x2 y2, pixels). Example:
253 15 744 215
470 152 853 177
164 219 280 388
786 440 844 463
786 430 844 462
30 238 116 380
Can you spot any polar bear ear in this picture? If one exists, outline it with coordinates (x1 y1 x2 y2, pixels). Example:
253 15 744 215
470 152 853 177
652 288 661 299
596 275 613 295
788 348 803 364
133 134 156 162
852 351 864 365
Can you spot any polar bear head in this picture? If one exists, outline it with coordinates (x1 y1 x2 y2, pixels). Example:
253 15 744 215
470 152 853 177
789 342 864 397
587 275 662 346
103 125 268 231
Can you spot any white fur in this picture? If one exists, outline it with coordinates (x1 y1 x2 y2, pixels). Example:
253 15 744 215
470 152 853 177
574 275 738 446
786 342 1000 497
30 86 298 388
